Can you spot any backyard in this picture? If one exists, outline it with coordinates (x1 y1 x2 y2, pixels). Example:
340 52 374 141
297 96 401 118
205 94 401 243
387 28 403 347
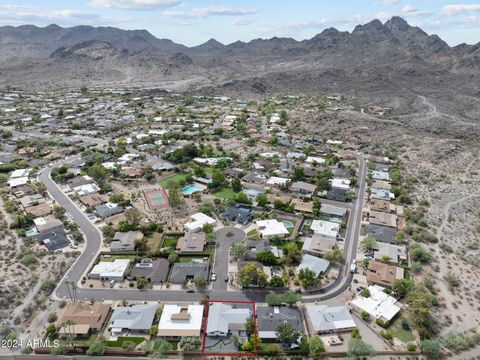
213 187 237 200
146 232 163 252
388 316 416 343
159 173 190 189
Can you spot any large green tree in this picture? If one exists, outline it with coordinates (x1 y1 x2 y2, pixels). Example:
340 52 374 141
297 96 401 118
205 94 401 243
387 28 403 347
276 323 301 345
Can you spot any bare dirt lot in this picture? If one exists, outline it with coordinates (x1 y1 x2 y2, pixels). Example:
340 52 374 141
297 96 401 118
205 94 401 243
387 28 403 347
296 100 480 338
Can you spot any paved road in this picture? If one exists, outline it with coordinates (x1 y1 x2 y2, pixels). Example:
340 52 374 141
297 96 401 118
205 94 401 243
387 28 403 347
38 163 103 300
302 151 367 302
39 152 366 303
212 227 245 291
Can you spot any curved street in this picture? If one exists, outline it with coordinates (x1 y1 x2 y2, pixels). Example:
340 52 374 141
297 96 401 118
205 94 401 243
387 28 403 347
39 152 366 304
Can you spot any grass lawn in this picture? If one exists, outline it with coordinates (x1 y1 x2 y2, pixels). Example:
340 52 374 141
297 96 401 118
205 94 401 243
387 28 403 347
274 240 303 251
162 237 179 248
389 317 415 343
106 336 146 348
100 254 136 262
247 229 258 237
147 232 163 252
259 343 281 355
213 187 237 200
159 173 190 189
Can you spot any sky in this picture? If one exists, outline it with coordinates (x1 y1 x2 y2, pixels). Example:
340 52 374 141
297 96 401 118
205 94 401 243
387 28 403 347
0 0 479 46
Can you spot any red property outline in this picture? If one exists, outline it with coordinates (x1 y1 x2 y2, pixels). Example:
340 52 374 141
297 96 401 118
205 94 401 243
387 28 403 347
201 300 257 357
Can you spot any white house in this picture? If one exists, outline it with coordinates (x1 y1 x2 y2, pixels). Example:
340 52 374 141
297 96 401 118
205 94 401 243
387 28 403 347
256 219 289 239
88 259 130 281
310 220 340 239
306 156 325 164
266 176 290 188
351 285 400 323
331 178 351 190
184 213 216 233
157 304 204 338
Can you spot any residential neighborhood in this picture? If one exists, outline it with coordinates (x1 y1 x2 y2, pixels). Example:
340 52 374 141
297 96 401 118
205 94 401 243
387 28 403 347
0 88 452 358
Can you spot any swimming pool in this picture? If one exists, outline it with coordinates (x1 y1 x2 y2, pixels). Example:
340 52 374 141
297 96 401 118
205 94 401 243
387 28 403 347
181 184 202 195
282 220 294 229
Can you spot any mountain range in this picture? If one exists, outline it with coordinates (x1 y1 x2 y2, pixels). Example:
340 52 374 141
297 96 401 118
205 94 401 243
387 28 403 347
0 17 479 96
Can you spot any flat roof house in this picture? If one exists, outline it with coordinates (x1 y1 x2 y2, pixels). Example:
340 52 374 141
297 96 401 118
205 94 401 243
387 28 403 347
256 219 290 239
170 262 209 284
305 305 356 334
265 176 290 188
184 213 216 233
206 303 252 337
157 304 204 339
256 306 303 341
88 259 131 281
351 285 400 323
331 178 350 190
310 220 340 239
110 304 156 336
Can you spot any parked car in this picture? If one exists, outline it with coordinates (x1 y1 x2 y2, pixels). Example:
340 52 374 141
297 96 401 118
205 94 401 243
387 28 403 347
211 273 217 281
186 289 195 293
109 280 116 288
224 276 229 282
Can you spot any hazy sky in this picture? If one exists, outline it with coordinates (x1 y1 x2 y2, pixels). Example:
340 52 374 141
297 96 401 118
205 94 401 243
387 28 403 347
0 0 479 46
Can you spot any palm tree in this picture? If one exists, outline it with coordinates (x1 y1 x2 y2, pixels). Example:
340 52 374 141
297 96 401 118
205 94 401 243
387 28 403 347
62 320 77 350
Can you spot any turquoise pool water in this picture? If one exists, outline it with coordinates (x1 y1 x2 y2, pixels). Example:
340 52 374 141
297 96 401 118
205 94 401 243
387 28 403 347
181 184 202 195
282 220 294 229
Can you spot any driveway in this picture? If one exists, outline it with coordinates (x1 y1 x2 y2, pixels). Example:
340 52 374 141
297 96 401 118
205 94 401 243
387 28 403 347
212 227 245 291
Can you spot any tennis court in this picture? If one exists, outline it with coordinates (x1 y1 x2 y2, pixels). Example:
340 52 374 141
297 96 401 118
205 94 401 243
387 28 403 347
143 188 170 210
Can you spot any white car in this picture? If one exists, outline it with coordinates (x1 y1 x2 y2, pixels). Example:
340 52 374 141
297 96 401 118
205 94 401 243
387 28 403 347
211 273 217 281
350 260 357 273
